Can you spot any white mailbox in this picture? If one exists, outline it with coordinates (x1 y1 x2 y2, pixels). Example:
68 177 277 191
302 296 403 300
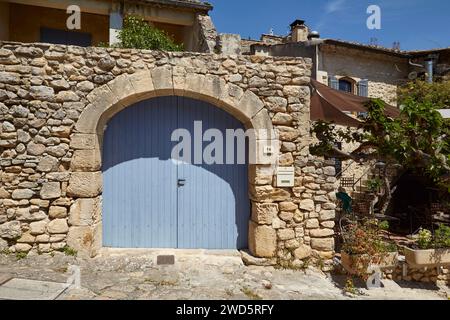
276 167 295 187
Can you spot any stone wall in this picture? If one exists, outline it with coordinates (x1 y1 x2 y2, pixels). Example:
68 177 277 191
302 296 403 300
318 44 409 106
389 264 450 286
0 41 336 270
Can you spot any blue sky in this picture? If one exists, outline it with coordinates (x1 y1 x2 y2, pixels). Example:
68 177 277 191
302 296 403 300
208 0 450 51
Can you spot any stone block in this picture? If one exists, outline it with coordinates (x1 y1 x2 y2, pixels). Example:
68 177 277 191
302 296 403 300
249 165 273 185
107 74 136 105
319 210 335 221
86 84 118 113
305 218 319 229
294 244 312 260
299 199 315 211
29 220 48 235
128 70 154 96
309 228 334 238
250 185 290 202
47 219 69 234
151 66 173 94
237 90 264 120
70 149 101 172
251 202 278 225
11 189 34 200
67 226 94 257
70 134 98 150
49 206 67 219
310 238 335 251
40 182 61 200
277 229 295 240
184 73 205 96
0 221 22 239
248 221 276 258
67 172 102 198
69 198 100 226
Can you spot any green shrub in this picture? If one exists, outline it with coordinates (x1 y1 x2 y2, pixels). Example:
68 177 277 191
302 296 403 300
416 225 450 249
116 16 183 51
59 246 78 257
417 228 433 249
378 220 390 231
434 224 450 248
15 252 27 260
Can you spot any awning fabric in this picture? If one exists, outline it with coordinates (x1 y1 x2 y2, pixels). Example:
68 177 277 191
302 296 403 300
310 79 400 127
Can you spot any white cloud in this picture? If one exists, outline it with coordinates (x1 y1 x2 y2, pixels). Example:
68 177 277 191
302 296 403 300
325 0 347 14
315 0 348 31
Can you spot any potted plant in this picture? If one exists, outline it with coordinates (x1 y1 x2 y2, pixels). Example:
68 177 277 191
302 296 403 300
403 224 450 268
341 219 398 280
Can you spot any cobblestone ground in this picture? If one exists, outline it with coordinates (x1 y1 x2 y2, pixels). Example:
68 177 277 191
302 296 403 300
0 250 448 300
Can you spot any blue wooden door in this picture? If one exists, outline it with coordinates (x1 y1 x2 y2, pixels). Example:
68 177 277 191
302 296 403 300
102 96 249 249
177 98 249 249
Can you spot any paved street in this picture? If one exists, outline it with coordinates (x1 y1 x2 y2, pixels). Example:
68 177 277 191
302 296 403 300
0 250 448 300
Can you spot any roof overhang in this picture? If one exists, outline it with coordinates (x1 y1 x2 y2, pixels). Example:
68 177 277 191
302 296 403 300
124 0 213 13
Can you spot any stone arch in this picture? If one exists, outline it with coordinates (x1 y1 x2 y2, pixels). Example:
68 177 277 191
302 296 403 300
69 68 275 256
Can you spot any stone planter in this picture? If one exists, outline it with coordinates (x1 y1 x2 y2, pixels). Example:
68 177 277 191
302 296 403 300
341 251 398 275
403 246 450 268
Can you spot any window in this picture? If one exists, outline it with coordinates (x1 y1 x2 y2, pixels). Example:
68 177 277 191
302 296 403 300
328 76 355 94
40 28 92 47
338 78 353 93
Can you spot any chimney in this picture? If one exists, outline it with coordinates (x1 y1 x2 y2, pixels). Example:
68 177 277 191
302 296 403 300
290 19 309 42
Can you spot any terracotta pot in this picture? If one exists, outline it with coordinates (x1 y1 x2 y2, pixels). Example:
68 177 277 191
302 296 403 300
403 246 450 268
341 251 398 275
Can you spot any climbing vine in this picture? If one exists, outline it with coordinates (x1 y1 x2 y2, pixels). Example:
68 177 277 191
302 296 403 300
310 92 450 193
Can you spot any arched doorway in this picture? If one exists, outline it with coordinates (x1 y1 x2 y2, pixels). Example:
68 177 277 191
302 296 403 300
102 96 250 249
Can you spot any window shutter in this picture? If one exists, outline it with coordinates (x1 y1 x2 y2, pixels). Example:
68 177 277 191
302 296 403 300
358 79 369 97
328 76 339 90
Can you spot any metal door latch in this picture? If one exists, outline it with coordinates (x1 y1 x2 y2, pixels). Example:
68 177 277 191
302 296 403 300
177 179 186 187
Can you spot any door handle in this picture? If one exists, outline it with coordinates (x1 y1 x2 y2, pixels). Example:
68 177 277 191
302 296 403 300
177 179 186 187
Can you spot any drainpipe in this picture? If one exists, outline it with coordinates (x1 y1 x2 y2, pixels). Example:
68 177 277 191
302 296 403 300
425 59 434 83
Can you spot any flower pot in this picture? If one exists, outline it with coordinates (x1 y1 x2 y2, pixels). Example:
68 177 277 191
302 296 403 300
403 246 450 268
341 252 398 275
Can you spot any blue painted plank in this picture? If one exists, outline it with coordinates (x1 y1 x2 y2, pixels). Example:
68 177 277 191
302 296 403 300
102 97 178 248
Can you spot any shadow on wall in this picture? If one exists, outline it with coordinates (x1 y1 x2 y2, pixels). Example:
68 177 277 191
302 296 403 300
102 96 250 249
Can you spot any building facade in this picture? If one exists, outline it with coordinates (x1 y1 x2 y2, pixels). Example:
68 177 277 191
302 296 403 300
0 0 217 52
250 20 450 106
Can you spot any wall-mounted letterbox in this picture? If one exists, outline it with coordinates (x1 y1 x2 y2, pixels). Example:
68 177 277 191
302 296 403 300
276 167 295 187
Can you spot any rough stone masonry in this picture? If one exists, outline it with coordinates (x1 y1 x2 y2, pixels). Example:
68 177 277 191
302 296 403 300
0 41 337 271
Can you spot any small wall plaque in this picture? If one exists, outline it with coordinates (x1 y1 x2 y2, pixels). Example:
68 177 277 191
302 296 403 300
157 255 175 265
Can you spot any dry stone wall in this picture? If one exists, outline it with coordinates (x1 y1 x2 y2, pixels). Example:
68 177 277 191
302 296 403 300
0 41 336 270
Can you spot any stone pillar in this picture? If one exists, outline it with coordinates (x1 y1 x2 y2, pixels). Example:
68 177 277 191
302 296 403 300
109 9 123 46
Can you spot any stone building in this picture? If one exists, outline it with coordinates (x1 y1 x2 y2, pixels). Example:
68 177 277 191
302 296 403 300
248 19 450 187
0 0 217 52
250 19 450 106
